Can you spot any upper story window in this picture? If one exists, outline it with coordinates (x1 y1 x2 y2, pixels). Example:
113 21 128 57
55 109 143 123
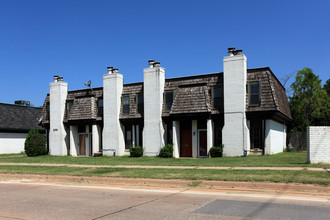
212 85 223 109
164 90 174 111
137 92 144 114
98 98 103 116
66 100 73 116
122 95 130 114
248 81 261 106
46 102 50 120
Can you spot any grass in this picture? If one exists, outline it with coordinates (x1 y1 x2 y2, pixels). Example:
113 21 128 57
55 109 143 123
0 151 329 168
0 165 329 185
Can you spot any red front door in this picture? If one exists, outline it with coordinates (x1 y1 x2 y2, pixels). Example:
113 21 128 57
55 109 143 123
180 121 192 157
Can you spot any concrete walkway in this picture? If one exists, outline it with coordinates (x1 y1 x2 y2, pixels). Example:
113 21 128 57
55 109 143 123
0 162 329 172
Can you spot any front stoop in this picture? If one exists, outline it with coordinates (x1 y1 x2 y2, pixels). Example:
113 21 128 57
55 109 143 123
248 148 263 156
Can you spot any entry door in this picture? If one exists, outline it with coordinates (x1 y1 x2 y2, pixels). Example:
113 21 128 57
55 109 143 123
180 121 192 157
198 130 207 157
79 134 87 155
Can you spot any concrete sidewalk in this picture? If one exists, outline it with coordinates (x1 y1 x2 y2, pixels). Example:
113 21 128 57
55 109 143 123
0 162 329 171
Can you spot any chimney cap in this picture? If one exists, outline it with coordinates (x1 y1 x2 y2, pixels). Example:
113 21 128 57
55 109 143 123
148 60 155 68
107 66 114 74
235 49 243 55
113 68 119 73
228 47 235 56
153 62 160 67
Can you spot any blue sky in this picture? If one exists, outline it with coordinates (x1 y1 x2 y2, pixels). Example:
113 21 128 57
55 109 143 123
0 0 329 107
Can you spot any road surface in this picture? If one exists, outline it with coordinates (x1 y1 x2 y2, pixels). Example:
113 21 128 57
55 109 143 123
0 182 329 219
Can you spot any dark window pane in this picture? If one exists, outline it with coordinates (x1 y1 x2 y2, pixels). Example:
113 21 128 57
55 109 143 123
213 86 222 109
165 91 173 111
123 96 130 113
138 93 144 114
250 94 260 105
214 87 222 98
249 82 260 105
98 99 103 116
251 84 259 94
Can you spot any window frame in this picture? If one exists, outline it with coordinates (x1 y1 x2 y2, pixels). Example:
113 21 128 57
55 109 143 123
122 94 130 114
98 98 103 117
248 81 262 106
211 84 223 109
164 90 175 112
136 92 144 114
66 100 73 117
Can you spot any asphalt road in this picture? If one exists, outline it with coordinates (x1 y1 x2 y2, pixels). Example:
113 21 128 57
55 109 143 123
0 182 329 220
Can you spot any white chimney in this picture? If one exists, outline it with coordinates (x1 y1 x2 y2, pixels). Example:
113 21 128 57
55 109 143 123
143 60 165 156
222 48 249 156
49 75 68 155
103 67 125 156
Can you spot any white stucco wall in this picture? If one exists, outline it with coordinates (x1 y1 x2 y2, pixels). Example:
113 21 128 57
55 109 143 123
222 53 249 157
0 132 27 154
92 124 101 154
143 65 165 156
265 119 286 155
308 126 330 164
49 80 68 156
69 126 79 156
103 72 125 156
172 120 180 158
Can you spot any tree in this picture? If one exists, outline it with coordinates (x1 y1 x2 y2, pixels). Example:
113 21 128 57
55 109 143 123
289 68 330 131
324 79 330 95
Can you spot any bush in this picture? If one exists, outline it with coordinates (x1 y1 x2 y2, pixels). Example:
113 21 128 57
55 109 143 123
209 145 224 157
24 129 47 157
159 144 173 158
129 146 143 157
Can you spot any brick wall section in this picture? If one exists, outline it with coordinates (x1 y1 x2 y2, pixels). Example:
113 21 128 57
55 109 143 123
307 126 330 164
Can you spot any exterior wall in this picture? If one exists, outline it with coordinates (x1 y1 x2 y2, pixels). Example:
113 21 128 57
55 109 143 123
207 119 213 155
0 132 27 154
173 121 180 158
49 80 68 156
192 120 198 158
103 72 125 156
69 126 79 156
222 53 249 156
92 124 101 155
265 119 286 155
143 65 165 156
308 126 330 164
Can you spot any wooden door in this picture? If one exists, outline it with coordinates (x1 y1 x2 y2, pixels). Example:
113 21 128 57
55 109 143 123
199 130 207 157
79 134 86 155
180 121 192 157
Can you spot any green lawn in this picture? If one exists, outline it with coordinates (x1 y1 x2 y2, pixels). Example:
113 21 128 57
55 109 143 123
0 165 329 185
0 151 329 168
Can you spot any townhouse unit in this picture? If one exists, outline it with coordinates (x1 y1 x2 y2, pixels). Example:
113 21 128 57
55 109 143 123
0 101 44 154
40 48 291 157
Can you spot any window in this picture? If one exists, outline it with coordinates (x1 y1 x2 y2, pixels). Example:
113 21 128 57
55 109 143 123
66 100 73 116
164 90 174 111
46 102 50 119
137 93 144 114
122 95 130 114
212 85 222 109
249 81 261 106
125 127 132 149
98 98 103 116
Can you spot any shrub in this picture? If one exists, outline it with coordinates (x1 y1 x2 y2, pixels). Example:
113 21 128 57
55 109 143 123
24 129 47 157
129 146 143 157
209 145 224 157
159 144 173 158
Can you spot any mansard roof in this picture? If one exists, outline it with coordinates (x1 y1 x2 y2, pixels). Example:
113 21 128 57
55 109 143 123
0 103 43 132
246 67 292 120
40 67 291 124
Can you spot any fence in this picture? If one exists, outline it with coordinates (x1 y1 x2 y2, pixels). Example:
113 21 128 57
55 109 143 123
286 132 307 151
